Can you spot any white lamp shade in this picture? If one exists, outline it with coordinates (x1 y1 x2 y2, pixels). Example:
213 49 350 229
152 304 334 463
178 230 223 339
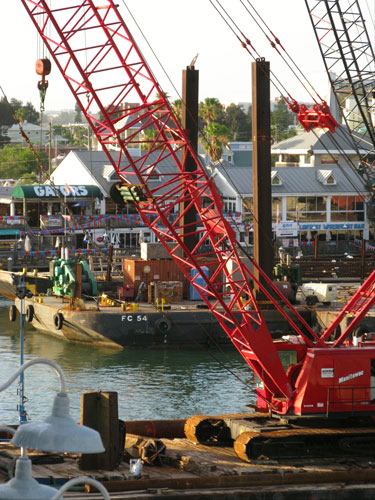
11 393 105 454
0 458 58 499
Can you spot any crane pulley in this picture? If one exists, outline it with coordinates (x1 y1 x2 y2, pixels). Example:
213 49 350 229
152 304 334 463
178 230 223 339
35 58 51 112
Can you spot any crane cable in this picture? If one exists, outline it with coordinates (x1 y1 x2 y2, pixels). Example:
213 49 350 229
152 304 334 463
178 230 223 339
238 0 324 104
121 2 366 317
210 0 371 201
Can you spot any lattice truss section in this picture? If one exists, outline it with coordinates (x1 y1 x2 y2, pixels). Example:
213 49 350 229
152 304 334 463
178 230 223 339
305 0 375 183
21 0 321 399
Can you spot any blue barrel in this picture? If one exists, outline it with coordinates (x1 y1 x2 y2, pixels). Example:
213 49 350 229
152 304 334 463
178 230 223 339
190 266 209 300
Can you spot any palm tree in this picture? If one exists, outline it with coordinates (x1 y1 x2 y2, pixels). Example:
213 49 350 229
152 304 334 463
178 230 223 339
201 122 231 162
172 99 182 122
199 97 223 124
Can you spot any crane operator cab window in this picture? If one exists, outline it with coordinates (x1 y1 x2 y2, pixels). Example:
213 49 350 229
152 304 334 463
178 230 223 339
255 350 298 390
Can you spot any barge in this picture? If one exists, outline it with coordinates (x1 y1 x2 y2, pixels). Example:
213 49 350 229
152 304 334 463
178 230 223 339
11 295 315 349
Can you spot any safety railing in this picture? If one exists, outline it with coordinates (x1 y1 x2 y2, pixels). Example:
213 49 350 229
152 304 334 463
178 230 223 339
326 385 375 417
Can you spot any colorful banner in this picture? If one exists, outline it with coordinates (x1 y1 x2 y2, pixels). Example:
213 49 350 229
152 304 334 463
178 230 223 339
19 247 109 257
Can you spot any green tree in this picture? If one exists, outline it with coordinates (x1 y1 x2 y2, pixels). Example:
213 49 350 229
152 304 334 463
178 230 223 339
221 103 251 141
201 122 231 162
53 124 74 143
0 98 15 127
271 97 296 142
0 145 47 180
199 97 224 124
74 102 83 123
172 99 182 122
141 127 159 151
21 102 40 124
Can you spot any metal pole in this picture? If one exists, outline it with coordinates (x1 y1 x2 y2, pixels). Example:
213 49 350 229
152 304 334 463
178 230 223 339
18 279 27 423
180 64 199 254
361 236 366 281
252 58 273 298
49 120 52 177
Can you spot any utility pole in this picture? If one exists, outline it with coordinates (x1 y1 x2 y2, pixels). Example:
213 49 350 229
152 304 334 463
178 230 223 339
180 61 199 254
49 120 52 177
252 58 273 298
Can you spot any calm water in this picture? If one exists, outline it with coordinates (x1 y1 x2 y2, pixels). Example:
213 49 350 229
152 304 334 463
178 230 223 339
0 297 256 424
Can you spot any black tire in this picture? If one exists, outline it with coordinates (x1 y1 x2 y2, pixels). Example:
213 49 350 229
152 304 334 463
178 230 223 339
306 295 318 306
53 312 64 330
154 317 172 333
25 304 34 323
9 305 17 322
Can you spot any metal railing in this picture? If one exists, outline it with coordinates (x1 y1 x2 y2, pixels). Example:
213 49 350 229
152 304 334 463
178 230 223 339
326 385 375 417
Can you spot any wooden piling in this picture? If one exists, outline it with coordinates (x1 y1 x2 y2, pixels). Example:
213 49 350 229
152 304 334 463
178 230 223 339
79 391 121 471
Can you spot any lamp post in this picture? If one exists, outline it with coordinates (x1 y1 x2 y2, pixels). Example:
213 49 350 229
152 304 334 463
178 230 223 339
0 358 107 499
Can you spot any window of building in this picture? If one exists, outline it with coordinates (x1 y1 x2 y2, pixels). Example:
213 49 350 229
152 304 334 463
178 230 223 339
224 197 236 213
272 197 282 222
331 195 364 221
271 171 282 185
287 196 327 222
321 154 338 164
281 154 299 164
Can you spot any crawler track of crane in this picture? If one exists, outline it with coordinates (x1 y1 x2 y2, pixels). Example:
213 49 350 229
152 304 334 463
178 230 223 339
185 413 375 461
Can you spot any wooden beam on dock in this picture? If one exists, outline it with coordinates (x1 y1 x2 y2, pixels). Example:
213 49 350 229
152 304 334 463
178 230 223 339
80 391 122 471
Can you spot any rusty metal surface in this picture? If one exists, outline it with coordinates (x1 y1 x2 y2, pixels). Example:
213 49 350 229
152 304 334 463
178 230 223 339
124 419 186 439
184 413 260 445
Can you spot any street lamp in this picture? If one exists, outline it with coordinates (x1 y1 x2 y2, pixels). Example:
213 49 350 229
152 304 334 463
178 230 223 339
0 358 106 499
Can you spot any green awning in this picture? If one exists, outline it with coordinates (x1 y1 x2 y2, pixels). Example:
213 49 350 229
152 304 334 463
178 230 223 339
0 229 20 236
11 185 103 200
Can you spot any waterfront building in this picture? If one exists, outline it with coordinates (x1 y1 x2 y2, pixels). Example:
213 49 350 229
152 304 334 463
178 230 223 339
6 121 52 146
211 162 367 253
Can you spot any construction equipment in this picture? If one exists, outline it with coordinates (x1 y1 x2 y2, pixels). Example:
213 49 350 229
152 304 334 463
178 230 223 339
305 0 375 195
51 258 97 298
20 0 375 461
301 282 338 306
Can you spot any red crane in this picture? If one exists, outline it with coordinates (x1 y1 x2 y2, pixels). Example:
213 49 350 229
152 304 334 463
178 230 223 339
20 0 375 460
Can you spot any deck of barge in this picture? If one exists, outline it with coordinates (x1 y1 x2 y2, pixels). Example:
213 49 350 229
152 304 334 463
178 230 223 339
1 429 375 499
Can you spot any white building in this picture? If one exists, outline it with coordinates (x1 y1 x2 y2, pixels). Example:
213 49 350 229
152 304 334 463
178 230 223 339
6 121 52 146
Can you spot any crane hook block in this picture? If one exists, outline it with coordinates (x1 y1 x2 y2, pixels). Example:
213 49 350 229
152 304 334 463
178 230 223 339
35 58 52 77
297 102 338 134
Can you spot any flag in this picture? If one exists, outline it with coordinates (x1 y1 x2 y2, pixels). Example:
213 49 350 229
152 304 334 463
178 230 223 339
64 183 76 197
296 206 300 228
276 204 281 224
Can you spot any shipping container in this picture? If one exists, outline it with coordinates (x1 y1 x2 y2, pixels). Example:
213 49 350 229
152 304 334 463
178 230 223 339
123 258 185 287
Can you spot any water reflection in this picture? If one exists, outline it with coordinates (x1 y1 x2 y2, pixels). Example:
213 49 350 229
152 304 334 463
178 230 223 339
0 298 255 423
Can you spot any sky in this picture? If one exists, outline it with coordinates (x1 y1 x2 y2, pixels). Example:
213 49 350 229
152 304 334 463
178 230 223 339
0 1 373 113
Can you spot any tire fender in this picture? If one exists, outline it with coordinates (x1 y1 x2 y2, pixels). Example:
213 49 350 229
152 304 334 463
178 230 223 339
25 304 34 323
53 312 64 330
154 316 172 333
9 304 17 322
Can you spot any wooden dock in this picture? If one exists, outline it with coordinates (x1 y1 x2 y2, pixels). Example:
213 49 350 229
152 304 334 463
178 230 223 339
2 431 375 498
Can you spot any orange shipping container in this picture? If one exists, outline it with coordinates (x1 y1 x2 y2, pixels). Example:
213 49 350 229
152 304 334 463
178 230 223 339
122 259 185 287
